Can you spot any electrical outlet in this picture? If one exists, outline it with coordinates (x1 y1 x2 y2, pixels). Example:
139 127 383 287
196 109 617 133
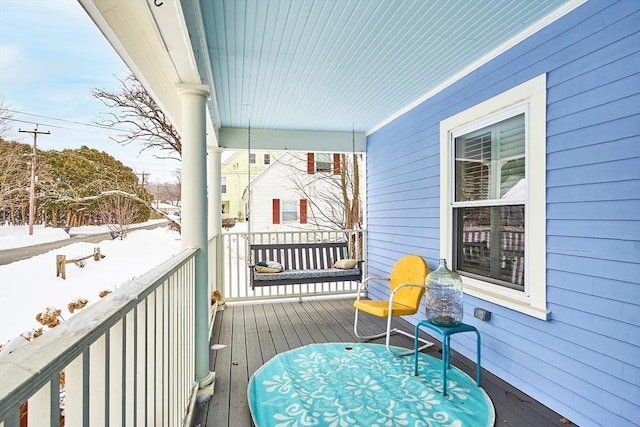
474 308 492 321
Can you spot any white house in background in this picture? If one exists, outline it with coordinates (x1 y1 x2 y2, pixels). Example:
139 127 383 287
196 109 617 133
245 152 360 232
221 150 282 220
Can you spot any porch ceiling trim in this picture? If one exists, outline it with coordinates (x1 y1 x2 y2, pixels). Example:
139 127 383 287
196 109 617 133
218 128 366 153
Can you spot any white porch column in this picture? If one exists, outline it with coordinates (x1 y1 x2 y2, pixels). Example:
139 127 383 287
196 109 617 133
177 83 214 387
207 148 223 291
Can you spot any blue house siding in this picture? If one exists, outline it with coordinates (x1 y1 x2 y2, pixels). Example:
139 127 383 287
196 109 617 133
365 1 640 426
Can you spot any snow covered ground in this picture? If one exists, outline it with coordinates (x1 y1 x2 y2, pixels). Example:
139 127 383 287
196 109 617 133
0 222 182 353
0 225 71 250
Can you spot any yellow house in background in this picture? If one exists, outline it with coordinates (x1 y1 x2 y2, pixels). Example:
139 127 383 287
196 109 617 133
221 150 282 220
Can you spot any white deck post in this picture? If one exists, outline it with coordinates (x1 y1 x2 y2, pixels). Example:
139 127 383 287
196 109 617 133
177 83 214 387
208 147 223 292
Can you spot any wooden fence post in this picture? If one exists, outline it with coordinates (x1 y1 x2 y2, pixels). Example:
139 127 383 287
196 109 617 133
93 247 105 261
55 247 104 279
56 255 66 280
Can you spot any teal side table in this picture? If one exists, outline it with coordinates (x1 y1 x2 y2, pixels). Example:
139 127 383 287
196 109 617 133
414 320 481 396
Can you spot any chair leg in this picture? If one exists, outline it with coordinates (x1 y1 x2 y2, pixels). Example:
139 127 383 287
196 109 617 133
353 309 387 340
384 312 414 356
354 309 433 356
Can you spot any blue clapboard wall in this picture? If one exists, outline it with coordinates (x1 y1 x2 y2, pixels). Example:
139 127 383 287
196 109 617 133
365 1 640 425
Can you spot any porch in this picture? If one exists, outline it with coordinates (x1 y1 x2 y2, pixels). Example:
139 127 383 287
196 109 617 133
0 229 569 427
192 298 570 427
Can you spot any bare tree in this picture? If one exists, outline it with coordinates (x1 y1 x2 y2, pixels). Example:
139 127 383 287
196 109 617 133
97 190 146 239
0 96 14 139
147 180 181 207
340 152 362 231
279 152 363 231
93 75 182 160
173 168 181 205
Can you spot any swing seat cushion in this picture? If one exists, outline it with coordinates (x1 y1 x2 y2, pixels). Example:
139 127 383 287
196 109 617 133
255 265 284 273
255 260 284 273
333 258 358 269
254 267 361 282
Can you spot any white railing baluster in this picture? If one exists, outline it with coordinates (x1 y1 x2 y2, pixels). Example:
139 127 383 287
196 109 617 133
154 290 162 425
65 353 84 426
159 284 167 426
28 378 53 425
124 310 135 426
109 320 124 424
89 335 107 427
135 302 146 426
151 290 158 425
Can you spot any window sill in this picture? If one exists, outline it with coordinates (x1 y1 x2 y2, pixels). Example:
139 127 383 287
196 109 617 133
462 277 551 321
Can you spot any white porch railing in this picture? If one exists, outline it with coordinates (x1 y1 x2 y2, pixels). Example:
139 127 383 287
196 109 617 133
0 248 199 427
220 229 366 302
0 229 364 427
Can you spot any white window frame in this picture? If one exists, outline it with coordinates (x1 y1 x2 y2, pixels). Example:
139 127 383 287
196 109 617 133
221 176 227 194
281 200 298 222
440 74 549 320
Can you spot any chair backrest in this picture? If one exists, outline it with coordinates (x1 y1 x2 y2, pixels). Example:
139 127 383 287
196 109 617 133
389 255 429 311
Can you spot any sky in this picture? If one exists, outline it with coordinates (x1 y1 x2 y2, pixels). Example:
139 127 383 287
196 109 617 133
0 222 182 354
0 0 180 183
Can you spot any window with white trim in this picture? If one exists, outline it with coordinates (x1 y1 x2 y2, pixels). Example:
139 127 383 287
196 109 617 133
264 154 271 165
315 153 332 172
221 176 227 194
281 200 298 222
440 74 549 320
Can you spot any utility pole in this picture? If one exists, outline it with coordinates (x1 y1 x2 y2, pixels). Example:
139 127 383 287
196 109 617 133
19 125 50 235
137 171 150 188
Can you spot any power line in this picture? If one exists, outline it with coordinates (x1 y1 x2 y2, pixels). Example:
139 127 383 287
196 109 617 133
7 117 122 137
7 108 130 132
6 111 180 182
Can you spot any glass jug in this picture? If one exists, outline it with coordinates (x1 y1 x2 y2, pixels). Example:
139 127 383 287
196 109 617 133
425 259 463 326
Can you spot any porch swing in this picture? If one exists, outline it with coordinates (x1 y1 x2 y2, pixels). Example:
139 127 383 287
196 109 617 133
245 125 363 289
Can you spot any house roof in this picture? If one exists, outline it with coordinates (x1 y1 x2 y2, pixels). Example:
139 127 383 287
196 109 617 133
79 0 582 152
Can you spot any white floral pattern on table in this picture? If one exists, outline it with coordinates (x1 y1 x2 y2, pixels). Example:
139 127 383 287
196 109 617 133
248 343 494 427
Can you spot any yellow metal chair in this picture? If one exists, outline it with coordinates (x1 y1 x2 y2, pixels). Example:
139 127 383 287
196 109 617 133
353 254 433 355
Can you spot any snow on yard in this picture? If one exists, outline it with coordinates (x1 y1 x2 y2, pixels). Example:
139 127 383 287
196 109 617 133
0 226 71 250
0 222 182 353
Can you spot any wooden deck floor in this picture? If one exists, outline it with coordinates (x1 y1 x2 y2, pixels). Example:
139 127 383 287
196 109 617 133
190 298 571 427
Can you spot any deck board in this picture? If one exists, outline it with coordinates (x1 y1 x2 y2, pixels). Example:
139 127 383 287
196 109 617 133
273 303 305 349
193 298 570 427
232 306 254 427
244 305 262 378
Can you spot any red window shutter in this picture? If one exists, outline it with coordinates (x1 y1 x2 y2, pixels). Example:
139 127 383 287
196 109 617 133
272 199 280 224
333 153 341 175
307 153 315 174
300 199 307 224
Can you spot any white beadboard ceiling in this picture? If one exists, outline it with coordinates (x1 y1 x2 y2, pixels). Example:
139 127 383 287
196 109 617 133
183 0 575 135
